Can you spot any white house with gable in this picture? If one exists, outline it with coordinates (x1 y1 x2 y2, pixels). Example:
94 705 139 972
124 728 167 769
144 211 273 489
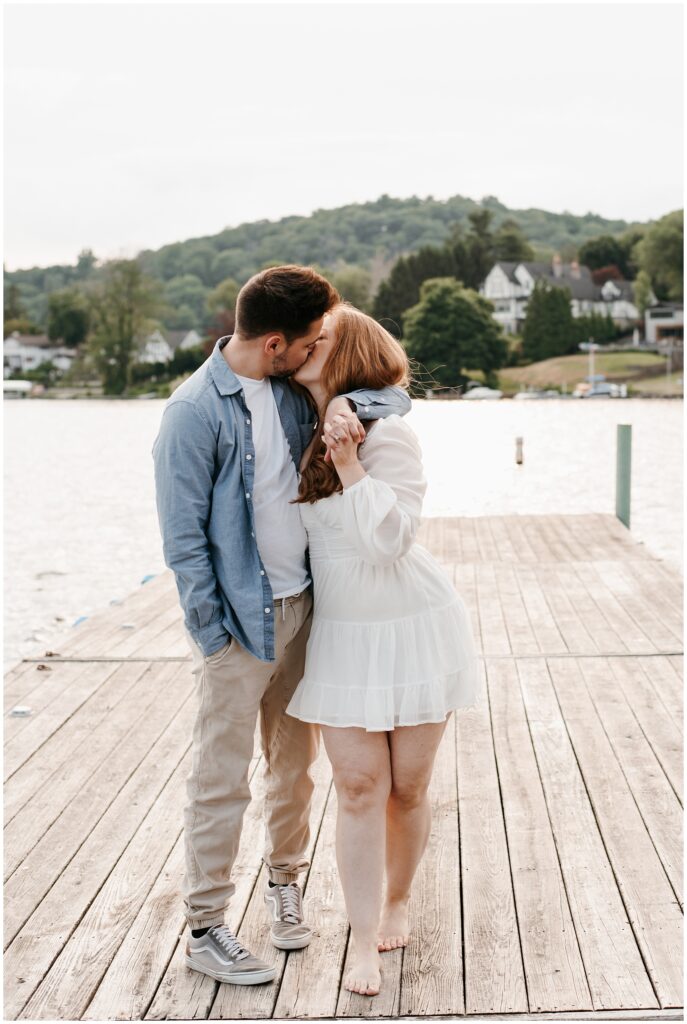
138 328 203 364
481 257 640 334
3 333 78 378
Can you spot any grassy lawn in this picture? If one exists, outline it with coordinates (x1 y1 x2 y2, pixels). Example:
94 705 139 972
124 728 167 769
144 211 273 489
629 371 684 397
493 351 668 394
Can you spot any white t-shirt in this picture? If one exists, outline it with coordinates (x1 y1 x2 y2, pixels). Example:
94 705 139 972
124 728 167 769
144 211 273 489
236 374 310 599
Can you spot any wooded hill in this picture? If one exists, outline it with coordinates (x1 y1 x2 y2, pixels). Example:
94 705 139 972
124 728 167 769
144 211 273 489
5 193 642 329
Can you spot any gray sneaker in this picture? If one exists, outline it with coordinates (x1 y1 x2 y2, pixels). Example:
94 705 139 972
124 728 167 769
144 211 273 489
264 881 313 950
185 925 277 985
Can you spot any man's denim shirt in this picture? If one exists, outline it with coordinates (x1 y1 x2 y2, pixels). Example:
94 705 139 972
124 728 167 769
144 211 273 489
152 337 412 662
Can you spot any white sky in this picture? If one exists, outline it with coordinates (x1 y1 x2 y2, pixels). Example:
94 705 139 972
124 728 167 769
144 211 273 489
4 2 684 270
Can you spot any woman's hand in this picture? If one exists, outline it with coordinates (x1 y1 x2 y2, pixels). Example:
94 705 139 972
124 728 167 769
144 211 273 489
322 398 365 464
322 417 367 488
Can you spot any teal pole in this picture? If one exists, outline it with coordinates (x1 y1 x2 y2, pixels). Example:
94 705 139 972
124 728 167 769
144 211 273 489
616 424 632 528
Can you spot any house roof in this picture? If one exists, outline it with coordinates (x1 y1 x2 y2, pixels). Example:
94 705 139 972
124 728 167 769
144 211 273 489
143 328 201 351
602 280 635 300
4 333 52 348
494 261 519 283
492 261 631 303
165 329 200 351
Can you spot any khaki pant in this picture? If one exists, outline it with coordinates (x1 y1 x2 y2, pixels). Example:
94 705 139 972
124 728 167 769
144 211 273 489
183 587 319 929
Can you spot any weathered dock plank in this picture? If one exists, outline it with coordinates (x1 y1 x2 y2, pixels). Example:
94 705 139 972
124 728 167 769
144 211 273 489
3 513 682 1021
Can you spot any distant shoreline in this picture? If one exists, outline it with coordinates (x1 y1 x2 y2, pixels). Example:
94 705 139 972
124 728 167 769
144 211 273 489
5 391 684 403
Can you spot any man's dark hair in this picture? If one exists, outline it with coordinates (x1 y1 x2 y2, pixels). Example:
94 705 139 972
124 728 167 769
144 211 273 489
235 265 340 343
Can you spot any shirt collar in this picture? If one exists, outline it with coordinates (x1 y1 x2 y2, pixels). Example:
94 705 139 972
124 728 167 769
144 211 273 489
209 335 291 407
209 337 244 396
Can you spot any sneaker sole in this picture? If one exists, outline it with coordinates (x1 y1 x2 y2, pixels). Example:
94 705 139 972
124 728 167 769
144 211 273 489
185 955 277 985
270 930 313 951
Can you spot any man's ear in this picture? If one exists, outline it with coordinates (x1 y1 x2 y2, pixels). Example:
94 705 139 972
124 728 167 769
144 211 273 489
264 332 287 357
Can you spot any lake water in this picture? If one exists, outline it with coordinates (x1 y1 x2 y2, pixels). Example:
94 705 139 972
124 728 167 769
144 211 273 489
4 398 683 668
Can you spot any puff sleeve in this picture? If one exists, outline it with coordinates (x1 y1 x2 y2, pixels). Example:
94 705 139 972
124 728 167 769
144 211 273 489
340 415 426 566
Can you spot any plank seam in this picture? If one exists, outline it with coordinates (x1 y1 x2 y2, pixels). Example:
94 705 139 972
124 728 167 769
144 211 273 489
577 661 683 907
7 739 191 1018
511 661 600 1012
5 704 191 955
454 714 467 1018
544 665 662 1010
605 661 683 808
138 753 266 1021
11 650 682 670
484 666 531 1014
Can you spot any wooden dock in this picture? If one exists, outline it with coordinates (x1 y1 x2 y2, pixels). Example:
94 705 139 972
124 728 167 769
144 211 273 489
4 513 683 1021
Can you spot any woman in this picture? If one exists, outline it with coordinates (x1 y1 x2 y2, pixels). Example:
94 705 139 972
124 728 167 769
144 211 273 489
286 304 479 997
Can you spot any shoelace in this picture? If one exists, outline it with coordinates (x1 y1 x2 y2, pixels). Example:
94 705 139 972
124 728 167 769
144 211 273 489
277 883 302 925
209 925 250 961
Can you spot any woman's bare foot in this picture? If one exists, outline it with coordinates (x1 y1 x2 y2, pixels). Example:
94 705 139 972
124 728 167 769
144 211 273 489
344 944 382 995
378 896 411 951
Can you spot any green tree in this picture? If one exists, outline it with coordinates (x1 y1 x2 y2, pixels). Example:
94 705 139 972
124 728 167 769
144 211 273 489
578 235 627 274
574 312 617 346
207 277 240 318
522 282 577 362
464 209 495 287
634 210 683 300
47 288 90 347
633 269 654 315
493 218 535 262
88 261 160 395
402 278 508 389
4 283 25 323
206 276 240 342
163 274 209 326
373 246 457 333
328 265 372 311
75 249 97 279
617 228 644 278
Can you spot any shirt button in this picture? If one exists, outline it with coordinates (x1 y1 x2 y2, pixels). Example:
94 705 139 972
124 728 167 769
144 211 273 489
246 492 251 499
246 454 252 460
264 607 271 614
364 406 370 412
246 418 251 424
251 532 255 538
260 570 265 576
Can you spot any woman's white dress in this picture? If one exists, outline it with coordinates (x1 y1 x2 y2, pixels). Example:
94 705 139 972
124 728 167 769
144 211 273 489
285 415 480 732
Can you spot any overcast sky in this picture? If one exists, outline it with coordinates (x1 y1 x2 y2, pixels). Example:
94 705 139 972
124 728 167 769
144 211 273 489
4 2 683 270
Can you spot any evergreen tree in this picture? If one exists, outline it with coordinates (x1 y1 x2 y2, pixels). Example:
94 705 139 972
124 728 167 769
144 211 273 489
402 278 508 389
493 218 535 262
522 282 577 361
464 209 495 288
47 288 91 347
373 246 457 333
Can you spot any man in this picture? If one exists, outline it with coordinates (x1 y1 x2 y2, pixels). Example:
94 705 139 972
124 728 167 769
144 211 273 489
153 265 411 985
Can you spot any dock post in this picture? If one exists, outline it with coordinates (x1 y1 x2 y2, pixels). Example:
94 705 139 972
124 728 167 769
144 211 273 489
616 424 632 528
515 436 523 464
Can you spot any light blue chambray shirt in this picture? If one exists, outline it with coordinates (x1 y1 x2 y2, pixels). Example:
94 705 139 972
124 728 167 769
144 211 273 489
152 337 411 662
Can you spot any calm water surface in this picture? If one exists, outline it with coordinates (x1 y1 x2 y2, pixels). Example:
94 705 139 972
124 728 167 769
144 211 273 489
4 398 683 667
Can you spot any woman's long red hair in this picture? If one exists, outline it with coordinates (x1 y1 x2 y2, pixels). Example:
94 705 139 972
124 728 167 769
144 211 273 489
295 304 410 504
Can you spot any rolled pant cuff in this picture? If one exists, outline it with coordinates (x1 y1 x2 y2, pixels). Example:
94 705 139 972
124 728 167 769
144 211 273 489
186 915 225 930
267 868 302 885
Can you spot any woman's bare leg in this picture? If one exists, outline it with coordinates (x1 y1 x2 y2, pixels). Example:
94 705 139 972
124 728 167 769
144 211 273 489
379 718 450 951
320 725 391 995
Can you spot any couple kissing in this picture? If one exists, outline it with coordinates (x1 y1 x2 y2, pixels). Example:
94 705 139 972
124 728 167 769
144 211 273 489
153 264 479 997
